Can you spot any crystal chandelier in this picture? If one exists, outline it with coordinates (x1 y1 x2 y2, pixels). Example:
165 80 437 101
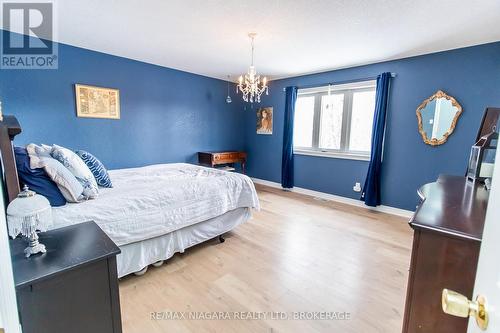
236 33 268 103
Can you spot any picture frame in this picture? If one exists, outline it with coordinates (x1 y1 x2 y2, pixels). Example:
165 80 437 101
75 84 120 119
257 107 273 135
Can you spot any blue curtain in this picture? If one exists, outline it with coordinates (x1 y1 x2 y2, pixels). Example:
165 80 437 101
361 72 392 206
281 86 298 189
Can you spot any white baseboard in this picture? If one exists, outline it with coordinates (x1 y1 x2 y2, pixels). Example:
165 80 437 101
251 177 414 219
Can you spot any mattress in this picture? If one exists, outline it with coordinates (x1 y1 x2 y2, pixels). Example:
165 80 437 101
50 163 259 246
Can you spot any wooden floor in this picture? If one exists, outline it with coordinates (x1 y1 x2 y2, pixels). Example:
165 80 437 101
119 184 413 333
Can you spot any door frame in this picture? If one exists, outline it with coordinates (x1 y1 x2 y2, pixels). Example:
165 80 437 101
0 180 21 333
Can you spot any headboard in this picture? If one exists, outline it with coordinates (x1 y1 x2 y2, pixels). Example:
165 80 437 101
0 115 22 204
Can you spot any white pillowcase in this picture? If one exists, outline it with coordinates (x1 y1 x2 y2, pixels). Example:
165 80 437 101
26 144 85 203
49 144 99 199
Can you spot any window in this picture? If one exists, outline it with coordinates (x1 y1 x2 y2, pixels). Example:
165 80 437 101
293 80 376 160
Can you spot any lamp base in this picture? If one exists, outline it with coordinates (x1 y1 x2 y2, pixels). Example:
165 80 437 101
24 231 46 258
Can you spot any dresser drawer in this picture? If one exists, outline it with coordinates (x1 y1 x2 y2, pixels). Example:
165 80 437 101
214 152 243 162
197 151 247 174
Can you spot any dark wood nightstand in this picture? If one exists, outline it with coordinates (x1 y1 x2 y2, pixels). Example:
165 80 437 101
10 221 122 333
198 151 247 174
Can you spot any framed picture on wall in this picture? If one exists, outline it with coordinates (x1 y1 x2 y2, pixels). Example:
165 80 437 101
75 84 120 119
257 107 273 135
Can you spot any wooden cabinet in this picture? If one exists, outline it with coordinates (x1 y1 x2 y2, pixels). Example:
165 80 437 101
198 151 247 174
402 175 489 333
10 221 122 333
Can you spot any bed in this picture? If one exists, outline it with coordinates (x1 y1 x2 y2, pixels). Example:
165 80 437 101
0 116 259 277
50 163 259 277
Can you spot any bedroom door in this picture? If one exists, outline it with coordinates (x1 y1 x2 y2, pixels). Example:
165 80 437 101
441 154 500 332
0 180 21 333
465 153 500 332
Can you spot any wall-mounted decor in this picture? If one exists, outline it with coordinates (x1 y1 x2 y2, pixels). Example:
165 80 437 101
416 90 462 146
75 84 120 119
257 107 273 135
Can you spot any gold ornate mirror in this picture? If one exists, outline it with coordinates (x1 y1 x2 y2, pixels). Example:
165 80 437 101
416 90 463 146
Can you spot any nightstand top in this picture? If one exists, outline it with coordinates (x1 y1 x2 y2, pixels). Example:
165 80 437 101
198 151 246 154
10 221 120 289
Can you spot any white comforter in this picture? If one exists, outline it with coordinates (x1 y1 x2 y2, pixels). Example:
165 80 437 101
51 163 260 246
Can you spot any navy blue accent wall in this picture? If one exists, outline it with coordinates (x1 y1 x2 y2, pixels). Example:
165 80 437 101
1 36 499 211
0 39 244 170
242 42 500 210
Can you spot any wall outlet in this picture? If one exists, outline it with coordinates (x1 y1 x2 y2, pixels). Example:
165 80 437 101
353 182 362 193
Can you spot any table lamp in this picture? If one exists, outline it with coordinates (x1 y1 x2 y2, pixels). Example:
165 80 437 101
7 185 53 258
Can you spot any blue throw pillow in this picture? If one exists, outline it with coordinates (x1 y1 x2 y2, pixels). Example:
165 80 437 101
75 150 113 188
14 146 66 207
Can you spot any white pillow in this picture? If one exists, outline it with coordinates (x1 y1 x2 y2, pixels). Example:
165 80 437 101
50 144 99 199
26 144 85 203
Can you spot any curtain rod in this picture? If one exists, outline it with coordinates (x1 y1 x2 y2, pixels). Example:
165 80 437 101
281 72 397 92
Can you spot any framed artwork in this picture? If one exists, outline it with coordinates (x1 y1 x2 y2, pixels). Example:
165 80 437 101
257 107 273 135
75 84 120 119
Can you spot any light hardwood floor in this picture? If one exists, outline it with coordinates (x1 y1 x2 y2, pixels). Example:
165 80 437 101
119 184 413 333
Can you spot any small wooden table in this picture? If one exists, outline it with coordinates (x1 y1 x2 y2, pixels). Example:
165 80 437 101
198 151 247 174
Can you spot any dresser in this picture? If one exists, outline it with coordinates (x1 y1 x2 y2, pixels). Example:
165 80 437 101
198 151 247 174
402 175 489 333
10 221 122 333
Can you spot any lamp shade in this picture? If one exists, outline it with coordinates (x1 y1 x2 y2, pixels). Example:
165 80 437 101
7 186 52 239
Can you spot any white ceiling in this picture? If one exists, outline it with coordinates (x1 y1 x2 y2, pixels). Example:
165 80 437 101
10 0 500 80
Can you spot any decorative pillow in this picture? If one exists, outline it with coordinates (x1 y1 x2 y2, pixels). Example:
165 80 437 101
14 146 66 207
26 144 85 203
75 150 113 188
49 144 99 199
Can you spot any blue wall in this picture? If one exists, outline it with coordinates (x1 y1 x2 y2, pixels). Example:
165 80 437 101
1 37 499 211
243 42 500 210
0 40 244 169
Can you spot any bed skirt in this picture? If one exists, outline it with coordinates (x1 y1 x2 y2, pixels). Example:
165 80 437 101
117 207 251 277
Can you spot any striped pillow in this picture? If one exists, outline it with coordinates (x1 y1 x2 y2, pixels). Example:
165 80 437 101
75 150 113 188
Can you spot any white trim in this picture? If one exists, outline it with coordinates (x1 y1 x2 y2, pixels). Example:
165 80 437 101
297 79 377 95
294 149 370 161
0 182 21 333
251 177 414 219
